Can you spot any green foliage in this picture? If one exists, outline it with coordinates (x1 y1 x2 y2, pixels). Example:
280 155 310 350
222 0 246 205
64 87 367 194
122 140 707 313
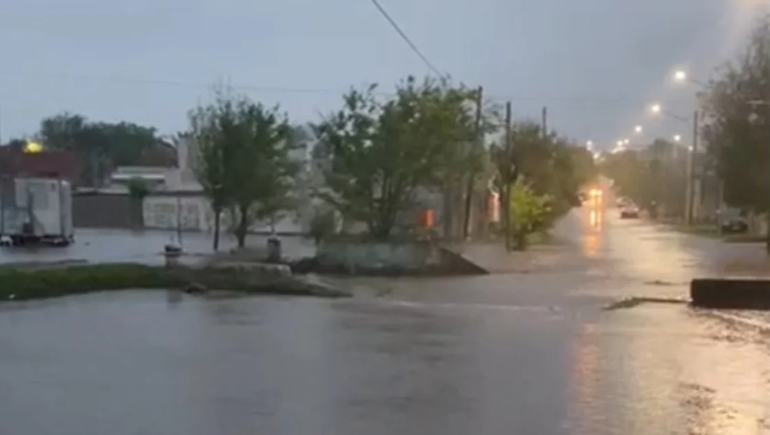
701 15 770 213
0 264 184 301
186 88 298 248
491 121 597 234
127 177 150 199
0 263 349 302
508 180 551 250
38 112 163 186
313 76 483 239
600 140 687 218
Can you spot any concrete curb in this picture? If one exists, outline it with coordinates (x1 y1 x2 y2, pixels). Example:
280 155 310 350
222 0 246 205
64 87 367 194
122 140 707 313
691 278 770 309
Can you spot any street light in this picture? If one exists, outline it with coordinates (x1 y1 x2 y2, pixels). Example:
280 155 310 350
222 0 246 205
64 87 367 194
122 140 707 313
634 125 643 134
23 141 43 153
623 139 630 145
673 134 681 142
649 102 688 123
672 69 708 88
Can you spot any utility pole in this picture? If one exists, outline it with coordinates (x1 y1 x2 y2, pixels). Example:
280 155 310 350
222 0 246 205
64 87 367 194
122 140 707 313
461 86 483 240
504 101 512 252
686 109 699 225
541 106 548 137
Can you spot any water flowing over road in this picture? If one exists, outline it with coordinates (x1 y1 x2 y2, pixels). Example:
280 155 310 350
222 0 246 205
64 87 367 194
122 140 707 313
1 207 770 434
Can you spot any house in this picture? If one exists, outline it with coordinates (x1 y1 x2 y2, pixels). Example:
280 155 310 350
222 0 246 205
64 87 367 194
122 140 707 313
140 135 312 234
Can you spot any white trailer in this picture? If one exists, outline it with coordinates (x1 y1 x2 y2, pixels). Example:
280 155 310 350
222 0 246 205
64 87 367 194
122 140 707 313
0 177 74 247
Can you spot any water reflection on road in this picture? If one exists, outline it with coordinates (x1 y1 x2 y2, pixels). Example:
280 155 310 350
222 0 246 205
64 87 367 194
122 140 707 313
2 210 770 434
1 293 769 435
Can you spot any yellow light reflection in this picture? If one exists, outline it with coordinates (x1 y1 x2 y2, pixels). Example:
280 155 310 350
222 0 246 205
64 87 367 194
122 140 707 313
582 208 602 257
589 209 601 228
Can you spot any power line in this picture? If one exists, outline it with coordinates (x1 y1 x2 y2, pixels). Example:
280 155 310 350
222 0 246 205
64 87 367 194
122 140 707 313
0 70 692 106
369 0 445 77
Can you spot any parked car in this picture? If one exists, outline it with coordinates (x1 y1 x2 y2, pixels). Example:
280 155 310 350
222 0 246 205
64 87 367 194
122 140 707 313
620 204 640 219
720 218 748 234
717 208 748 234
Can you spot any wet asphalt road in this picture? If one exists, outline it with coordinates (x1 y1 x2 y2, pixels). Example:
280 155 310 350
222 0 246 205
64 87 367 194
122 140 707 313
1 207 770 434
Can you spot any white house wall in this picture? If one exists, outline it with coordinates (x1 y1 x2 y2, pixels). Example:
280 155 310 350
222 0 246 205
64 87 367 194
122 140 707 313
142 195 304 234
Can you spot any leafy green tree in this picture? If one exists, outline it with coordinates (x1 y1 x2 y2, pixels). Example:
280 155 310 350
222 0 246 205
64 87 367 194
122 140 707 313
508 180 550 250
491 121 595 244
127 177 149 228
227 101 295 247
38 112 160 186
187 91 297 248
701 16 770 223
313 76 479 239
600 140 687 219
187 95 239 251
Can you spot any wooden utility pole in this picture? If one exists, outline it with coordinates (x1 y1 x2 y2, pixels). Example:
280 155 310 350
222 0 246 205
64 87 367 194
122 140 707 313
461 86 483 240
686 109 698 225
504 101 512 252
541 106 548 137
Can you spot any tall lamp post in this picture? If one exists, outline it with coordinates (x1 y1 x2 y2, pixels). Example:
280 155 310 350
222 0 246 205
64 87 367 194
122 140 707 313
649 102 695 223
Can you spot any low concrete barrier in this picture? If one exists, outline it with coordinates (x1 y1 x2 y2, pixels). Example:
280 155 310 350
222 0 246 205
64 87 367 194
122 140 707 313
691 278 770 309
437 247 489 275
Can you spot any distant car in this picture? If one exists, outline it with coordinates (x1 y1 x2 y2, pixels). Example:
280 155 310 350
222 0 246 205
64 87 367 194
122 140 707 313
720 218 748 234
620 205 640 219
717 208 748 234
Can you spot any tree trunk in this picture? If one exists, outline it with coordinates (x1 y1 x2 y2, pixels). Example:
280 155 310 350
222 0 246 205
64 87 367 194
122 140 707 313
502 184 511 252
212 207 221 251
513 231 527 251
765 212 770 255
236 205 249 248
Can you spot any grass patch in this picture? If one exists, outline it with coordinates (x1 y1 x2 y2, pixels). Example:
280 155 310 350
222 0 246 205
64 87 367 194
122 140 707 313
0 263 348 302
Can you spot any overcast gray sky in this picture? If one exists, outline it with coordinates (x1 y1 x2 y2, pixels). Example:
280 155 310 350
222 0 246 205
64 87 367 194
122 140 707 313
0 0 767 150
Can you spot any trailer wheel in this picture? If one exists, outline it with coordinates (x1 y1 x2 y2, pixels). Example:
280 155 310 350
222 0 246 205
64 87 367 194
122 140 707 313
53 238 71 247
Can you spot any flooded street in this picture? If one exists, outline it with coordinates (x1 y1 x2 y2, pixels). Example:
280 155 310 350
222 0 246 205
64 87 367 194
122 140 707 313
1 208 770 434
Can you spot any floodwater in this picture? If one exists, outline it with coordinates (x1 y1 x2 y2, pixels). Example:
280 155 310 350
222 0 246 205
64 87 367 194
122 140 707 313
1 206 770 434
0 229 316 266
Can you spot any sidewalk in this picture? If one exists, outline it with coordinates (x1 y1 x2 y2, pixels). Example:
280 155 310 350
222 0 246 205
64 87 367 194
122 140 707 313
447 241 576 274
444 213 584 274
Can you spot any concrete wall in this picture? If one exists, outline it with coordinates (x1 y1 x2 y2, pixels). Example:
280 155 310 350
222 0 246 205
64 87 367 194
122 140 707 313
316 240 442 272
73 192 140 229
312 240 489 275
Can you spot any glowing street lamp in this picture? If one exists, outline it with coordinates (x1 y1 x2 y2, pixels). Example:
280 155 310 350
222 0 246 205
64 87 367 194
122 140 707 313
634 125 643 134
673 134 681 142
23 141 43 153
650 103 661 114
674 70 687 82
